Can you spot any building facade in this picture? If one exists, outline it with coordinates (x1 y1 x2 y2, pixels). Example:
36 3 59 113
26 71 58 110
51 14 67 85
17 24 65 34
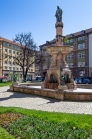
39 28 92 78
35 40 55 77
0 37 35 79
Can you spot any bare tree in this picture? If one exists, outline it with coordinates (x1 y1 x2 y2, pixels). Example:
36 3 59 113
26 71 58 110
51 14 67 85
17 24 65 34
13 32 38 81
46 56 51 69
36 51 46 77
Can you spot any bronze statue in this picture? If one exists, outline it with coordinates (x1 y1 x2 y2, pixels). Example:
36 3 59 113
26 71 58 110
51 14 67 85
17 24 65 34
60 75 65 86
65 74 71 83
55 6 63 22
13 73 17 82
49 74 57 83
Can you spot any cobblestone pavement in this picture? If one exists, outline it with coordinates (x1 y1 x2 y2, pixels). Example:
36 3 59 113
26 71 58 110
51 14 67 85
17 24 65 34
0 86 92 114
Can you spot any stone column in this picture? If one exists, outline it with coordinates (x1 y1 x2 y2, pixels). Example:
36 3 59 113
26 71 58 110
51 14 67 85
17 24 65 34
57 53 63 67
55 22 63 45
62 53 67 67
50 53 57 68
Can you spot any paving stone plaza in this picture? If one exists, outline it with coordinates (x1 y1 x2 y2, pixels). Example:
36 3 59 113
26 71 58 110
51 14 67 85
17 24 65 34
0 86 92 114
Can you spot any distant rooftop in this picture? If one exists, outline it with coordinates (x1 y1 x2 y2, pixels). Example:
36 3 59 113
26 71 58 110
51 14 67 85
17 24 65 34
0 36 21 47
39 28 92 47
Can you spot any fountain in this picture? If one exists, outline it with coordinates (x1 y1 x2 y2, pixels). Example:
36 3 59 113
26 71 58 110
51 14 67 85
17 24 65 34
42 6 76 90
10 6 92 101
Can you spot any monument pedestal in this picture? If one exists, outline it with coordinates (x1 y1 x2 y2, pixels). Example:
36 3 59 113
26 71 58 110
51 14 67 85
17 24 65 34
42 8 76 91
42 68 60 89
58 85 67 90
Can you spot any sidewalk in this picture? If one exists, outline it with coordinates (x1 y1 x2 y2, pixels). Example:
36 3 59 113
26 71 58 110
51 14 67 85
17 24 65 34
0 86 92 114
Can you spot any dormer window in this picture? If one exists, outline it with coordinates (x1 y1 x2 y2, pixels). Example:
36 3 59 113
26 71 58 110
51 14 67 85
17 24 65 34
53 39 56 42
81 30 85 34
46 41 49 44
70 34 74 38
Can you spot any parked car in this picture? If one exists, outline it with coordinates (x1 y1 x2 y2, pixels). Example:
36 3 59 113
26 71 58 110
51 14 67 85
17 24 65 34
0 76 8 82
26 77 32 81
74 78 82 84
87 77 92 83
36 76 41 80
82 77 91 84
36 76 44 81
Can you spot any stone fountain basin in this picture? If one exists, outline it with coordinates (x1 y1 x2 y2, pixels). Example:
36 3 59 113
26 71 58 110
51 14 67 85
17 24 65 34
46 45 73 55
10 84 92 101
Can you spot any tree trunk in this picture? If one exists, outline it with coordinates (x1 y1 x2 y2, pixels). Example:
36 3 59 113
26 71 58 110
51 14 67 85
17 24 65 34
23 67 26 82
23 68 28 82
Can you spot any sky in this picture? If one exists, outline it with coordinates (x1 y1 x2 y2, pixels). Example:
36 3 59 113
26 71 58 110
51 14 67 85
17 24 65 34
0 0 92 46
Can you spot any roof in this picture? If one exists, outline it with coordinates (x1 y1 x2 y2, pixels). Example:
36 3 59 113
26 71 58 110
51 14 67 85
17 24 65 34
39 39 55 47
39 28 92 47
0 36 21 47
65 28 92 38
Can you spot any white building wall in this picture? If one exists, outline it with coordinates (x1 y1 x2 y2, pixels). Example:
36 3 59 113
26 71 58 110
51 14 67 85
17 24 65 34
89 33 92 77
89 33 92 67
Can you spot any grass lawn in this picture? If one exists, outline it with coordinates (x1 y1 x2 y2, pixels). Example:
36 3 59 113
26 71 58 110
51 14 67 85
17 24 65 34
0 126 14 139
0 106 92 139
0 82 12 87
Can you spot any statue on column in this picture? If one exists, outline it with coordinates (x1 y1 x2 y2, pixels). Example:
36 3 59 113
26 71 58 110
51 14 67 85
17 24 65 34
55 6 63 22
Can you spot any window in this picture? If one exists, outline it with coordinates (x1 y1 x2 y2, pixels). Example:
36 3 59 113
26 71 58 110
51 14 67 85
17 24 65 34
67 53 73 60
13 51 15 54
17 52 19 55
78 53 81 58
78 53 85 58
9 67 11 70
66 39 73 43
5 66 7 69
17 68 19 70
31 69 33 72
67 55 70 60
13 45 15 48
13 67 15 70
9 50 12 53
5 49 7 52
78 62 85 67
9 56 11 59
78 43 85 49
81 30 85 35
5 54 7 58
4 43 9 47
81 43 85 49
81 62 85 67
68 63 73 68
13 45 19 50
13 62 15 65
46 41 49 44
69 39 73 43
9 44 12 47
5 61 8 64
70 54 73 59
81 53 85 58
16 46 19 50
9 61 11 64
82 36 85 40
78 36 85 41
70 34 74 38
78 37 81 41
